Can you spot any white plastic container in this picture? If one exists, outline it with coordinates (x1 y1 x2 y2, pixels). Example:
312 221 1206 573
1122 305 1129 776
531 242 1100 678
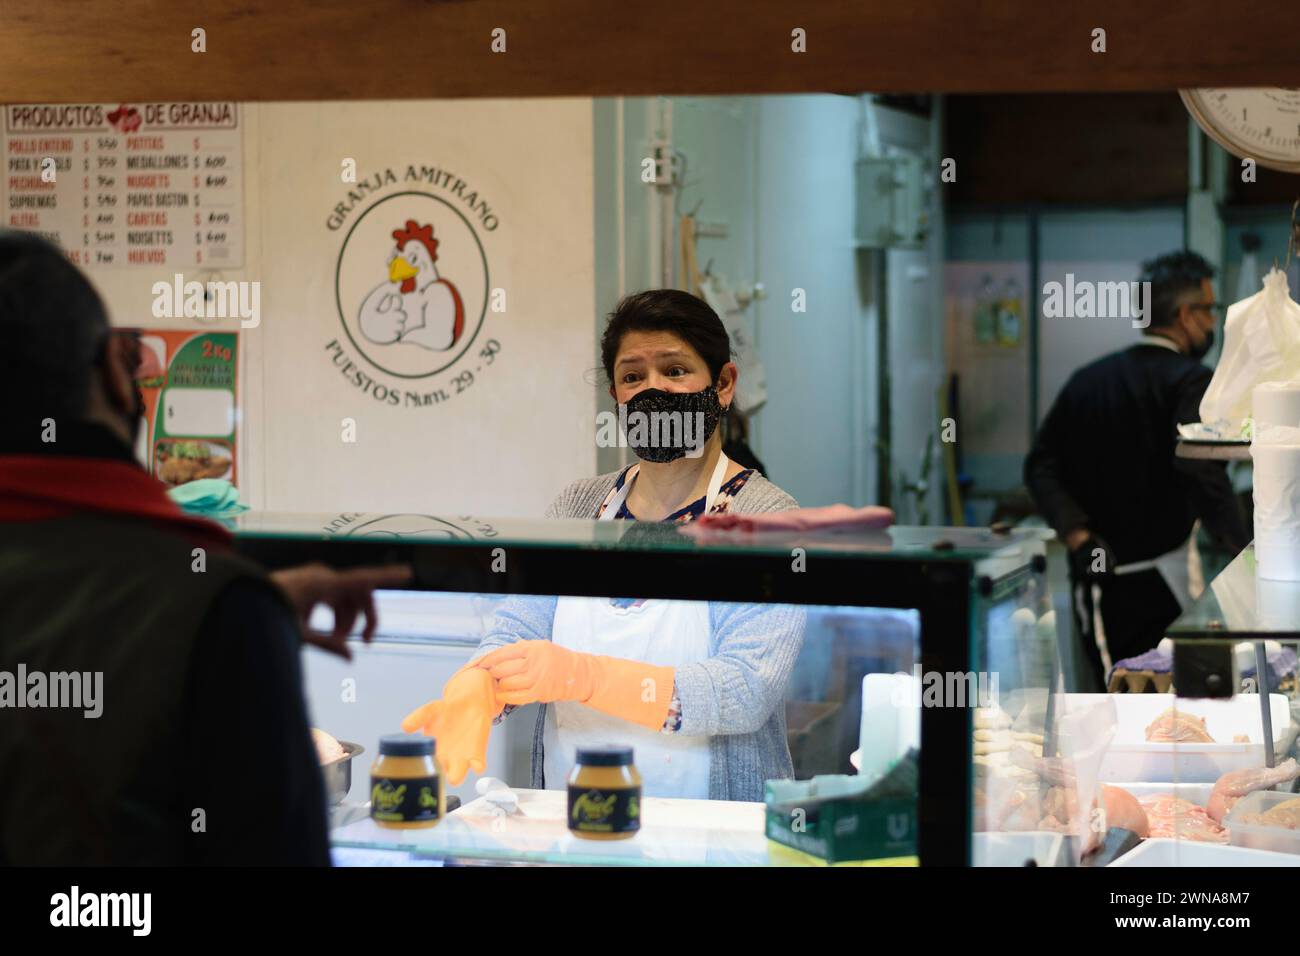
1114 783 1224 843
1226 789 1300 855
972 831 1064 867
1109 838 1300 867
857 673 919 787
1061 694 1291 782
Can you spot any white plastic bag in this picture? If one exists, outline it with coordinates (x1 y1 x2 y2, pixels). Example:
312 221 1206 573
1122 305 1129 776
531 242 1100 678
1200 268 1300 426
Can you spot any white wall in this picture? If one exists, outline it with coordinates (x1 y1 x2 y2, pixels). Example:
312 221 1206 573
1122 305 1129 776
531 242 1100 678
1037 208 1184 416
752 94 878 507
250 99 595 516
80 99 597 518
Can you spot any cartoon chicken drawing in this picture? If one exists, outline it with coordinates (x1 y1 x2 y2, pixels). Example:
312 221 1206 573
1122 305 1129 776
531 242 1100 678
358 219 464 351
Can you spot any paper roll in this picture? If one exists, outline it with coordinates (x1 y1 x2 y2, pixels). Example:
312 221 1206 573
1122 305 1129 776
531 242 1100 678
1256 578 1300 627
1253 381 1300 430
1251 441 1300 581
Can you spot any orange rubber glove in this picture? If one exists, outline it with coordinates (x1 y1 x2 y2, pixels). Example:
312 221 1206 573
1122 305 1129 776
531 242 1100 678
400 662 503 785
477 640 674 732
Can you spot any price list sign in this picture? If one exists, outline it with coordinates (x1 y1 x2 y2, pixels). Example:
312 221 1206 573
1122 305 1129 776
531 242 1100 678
3 102 244 268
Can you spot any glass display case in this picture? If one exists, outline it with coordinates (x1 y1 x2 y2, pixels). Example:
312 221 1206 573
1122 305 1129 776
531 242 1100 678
233 512 1057 866
1138 544 1300 866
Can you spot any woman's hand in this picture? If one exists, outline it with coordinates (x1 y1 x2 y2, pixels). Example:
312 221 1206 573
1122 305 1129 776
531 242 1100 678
478 641 674 731
476 640 593 705
401 665 502 785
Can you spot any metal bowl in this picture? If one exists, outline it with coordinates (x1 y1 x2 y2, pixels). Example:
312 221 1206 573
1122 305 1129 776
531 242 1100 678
321 741 364 806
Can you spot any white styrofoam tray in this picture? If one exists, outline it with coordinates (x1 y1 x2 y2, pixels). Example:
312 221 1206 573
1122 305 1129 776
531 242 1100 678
1061 694 1291 783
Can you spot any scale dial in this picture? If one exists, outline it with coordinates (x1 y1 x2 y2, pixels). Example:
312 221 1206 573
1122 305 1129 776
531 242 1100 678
1180 88 1300 173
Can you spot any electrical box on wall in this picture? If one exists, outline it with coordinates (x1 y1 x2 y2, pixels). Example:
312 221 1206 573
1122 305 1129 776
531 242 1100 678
855 155 927 249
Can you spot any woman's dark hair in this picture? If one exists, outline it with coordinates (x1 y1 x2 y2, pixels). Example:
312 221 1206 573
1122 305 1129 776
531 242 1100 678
600 289 731 387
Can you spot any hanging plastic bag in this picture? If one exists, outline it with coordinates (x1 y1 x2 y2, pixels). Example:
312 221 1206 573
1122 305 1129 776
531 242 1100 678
1200 268 1300 427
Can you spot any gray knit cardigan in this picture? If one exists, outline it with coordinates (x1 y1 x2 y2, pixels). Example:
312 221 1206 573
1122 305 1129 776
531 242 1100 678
469 467 806 802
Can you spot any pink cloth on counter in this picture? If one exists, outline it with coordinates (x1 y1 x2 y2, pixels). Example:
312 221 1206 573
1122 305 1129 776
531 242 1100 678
685 503 895 533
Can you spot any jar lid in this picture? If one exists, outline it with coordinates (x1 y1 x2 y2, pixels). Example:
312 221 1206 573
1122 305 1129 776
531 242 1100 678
379 734 435 757
575 744 634 767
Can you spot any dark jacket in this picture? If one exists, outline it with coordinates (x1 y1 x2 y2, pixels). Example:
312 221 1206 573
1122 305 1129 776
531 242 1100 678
1025 340 1249 564
0 433 328 865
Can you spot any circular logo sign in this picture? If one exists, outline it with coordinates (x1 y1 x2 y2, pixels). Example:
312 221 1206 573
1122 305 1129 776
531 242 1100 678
335 191 489 379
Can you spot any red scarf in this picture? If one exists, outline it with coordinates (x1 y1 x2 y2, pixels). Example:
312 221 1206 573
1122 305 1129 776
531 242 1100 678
0 455 233 551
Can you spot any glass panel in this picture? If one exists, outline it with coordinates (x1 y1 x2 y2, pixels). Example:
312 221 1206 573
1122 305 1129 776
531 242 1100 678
1158 544 1300 865
971 565 1073 866
1151 631 1300 865
323 594 921 867
233 510 1043 562
1169 544 1300 637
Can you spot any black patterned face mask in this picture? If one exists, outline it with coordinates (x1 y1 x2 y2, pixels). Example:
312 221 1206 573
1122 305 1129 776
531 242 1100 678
620 385 724 463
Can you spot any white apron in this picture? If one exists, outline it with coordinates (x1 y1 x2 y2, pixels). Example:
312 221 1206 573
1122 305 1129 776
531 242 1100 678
1089 527 1203 673
1110 529 1200 613
542 454 730 799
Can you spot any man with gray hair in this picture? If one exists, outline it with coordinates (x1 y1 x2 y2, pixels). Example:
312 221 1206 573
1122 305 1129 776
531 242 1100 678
1025 250 1248 685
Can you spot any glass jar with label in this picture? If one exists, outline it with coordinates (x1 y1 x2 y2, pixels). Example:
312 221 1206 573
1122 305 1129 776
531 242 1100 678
370 735 444 829
567 745 642 840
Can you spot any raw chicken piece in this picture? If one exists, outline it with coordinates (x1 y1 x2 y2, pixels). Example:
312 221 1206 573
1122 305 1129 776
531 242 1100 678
1239 796 1300 829
1010 745 1076 788
1038 813 1072 834
1207 758 1300 822
1033 786 1147 849
1039 785 1078 829
1144 707 1215 743
1138 793 1228 843
1100 785 1149 838
974 706 1013 730
312 727 347 765
995 787 1043 832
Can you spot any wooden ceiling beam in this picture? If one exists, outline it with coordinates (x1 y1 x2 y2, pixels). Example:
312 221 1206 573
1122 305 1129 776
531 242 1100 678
0 1 1295 104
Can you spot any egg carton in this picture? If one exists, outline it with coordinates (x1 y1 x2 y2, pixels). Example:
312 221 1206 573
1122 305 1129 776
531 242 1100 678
1108 669 1175 694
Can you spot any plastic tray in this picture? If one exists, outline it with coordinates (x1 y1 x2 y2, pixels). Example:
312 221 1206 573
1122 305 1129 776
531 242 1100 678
972 831 1064 867
1109 838 1300 867
1062 694 1291 782
1226 789 1300 855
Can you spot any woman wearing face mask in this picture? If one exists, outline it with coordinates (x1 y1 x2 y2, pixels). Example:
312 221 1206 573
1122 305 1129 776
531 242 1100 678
402 290 805 802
